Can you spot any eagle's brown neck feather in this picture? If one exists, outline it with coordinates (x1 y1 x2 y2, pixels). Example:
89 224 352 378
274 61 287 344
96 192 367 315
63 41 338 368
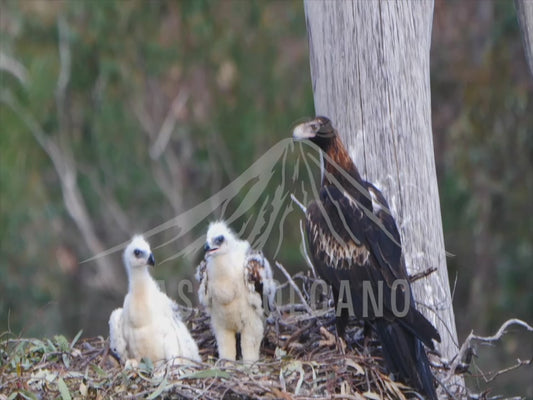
318 133 372 208
323 134 362 184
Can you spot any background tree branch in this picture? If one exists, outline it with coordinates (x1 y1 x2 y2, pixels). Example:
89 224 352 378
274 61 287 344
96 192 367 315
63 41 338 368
515 0 533 77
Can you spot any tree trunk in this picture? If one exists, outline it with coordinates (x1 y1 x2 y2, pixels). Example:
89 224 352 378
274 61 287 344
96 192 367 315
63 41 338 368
304 0 461 395
515 0 533 78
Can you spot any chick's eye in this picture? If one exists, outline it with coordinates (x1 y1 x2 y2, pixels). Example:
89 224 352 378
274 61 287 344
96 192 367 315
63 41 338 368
214 235 225 246
133 249 142 257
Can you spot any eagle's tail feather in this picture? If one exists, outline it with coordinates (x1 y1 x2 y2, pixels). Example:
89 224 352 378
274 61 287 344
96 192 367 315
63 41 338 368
375 319 438 400
403 308 441 350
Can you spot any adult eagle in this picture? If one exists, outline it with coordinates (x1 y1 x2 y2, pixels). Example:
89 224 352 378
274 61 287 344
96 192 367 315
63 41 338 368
293 116 440 399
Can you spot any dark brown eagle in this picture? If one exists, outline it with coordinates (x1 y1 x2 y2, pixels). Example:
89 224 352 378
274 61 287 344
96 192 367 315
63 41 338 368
293 116 440 399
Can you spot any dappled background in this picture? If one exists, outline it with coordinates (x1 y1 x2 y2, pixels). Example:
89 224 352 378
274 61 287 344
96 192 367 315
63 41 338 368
1 0 531 396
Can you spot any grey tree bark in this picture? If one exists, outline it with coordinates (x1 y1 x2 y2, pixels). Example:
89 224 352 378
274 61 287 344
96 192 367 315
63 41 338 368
515 0 533 77
304 0 462 396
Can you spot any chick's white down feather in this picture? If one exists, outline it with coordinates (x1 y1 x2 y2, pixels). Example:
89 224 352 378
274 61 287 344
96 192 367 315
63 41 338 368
109 235 200 364
196 221 276 362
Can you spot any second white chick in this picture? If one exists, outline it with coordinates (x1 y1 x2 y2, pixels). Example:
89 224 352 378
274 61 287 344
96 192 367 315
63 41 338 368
109 235 200 365
196 221 275 362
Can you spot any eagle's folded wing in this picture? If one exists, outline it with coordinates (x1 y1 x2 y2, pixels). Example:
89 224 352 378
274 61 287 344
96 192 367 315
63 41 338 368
245 251 276 313
168 299 201 362
196 259 210 308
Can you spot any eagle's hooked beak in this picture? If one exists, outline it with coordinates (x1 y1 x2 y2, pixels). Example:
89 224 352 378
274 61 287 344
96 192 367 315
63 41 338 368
147 253 155 267
292 120 319 141
293 117 335 141
204 242 218 255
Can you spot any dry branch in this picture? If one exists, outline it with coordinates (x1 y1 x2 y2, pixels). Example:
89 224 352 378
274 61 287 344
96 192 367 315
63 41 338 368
0 52 28 85
274 261 313 315
409 267 438 283
149 89 189 160
445 318 533 385
0 89 119 291
299 219 317 279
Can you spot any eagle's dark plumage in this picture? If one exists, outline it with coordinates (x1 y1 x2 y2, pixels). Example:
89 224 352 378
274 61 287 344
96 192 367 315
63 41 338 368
293 116 441 399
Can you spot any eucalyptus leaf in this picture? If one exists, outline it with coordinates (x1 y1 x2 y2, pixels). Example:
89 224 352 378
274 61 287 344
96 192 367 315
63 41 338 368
139 357 154 375
17 390 39 400
90 363 108 378
62 353 70 369
180 369 231 380
70 330 83 349
147 378 170 399
54 335 70 353
57 377 72 400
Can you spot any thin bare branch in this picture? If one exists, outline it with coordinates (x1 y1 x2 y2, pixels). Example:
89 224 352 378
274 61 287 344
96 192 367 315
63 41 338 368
0 90 61 167
409 267 437 283
479 358 532 384
0 52 28 85
470 318 533 342
150 90 189 159
290 193 307 214
299 219 316 278
133 93 186 215
1 90 118 291
274 261 313 315
55 16 71 108
84 170 132 235
446 318 533 383
132 99 157 137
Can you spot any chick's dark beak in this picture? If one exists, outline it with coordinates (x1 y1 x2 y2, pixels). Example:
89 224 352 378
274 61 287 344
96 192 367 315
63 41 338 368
203 242 211 253
147 253 155 267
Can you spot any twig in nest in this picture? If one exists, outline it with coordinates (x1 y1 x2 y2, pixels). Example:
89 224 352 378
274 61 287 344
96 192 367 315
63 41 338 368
479 358 531 384
283 321 314 350
409 267 437 283
446 318 533 382
274 261 313 315
318 326 347 354
290 193 307 214
318 326 336 348
299 219 317 278
98 339 111 368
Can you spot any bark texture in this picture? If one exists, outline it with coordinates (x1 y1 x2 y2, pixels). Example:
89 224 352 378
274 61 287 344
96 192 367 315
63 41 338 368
304 1 461 394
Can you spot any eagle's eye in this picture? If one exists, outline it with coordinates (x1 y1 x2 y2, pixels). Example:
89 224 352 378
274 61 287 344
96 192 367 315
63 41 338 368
133 249 142 258
318 124 332 135
214 235 225 246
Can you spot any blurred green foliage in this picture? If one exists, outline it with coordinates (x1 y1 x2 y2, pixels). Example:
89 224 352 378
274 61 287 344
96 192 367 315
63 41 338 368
431 2 533 394
0 0 313 337
431 0 533 332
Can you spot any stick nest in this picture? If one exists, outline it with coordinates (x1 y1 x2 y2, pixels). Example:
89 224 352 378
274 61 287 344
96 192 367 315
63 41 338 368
1 274 437 400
